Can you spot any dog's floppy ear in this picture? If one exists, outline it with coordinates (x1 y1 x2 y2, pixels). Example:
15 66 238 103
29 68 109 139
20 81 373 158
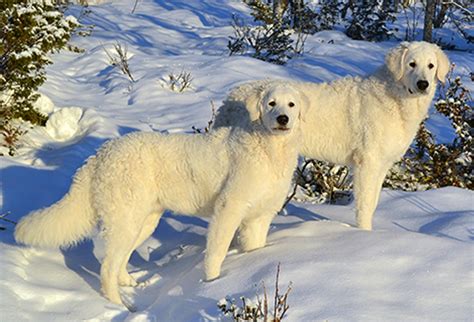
434 45 450 85
297 89 309 122
385 42 409 81
245 86 264 122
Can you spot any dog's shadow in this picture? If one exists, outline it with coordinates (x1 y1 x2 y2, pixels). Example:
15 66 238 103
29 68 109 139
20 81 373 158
285 203 329 221
64 213 208 301
62 240 103 294
0 134 112 244
1 125 139 224
128 213 208 279
126 204 330 280
273 203 332 232
1 127 134 290
61 203 330 298
60 212 209 298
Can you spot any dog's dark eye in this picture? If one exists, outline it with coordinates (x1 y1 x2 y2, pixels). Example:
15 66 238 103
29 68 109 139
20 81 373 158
268 101 276 107
288 102 295 107
428 63 434 69
409 62 416 68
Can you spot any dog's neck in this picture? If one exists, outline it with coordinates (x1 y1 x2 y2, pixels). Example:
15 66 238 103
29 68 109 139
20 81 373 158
252 121 300 166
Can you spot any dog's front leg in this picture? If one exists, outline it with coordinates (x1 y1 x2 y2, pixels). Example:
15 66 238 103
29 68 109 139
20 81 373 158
353 156 390 230
204 197 247 281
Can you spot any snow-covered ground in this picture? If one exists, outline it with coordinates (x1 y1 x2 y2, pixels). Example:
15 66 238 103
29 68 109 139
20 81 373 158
1 1 473 321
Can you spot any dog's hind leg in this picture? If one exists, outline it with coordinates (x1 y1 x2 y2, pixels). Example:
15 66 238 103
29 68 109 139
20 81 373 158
118 210 163 287
100 218 143 311
239 213 275 252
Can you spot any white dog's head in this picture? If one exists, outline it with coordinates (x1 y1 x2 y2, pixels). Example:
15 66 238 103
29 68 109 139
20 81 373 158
385 41 450 96
256 84 306 135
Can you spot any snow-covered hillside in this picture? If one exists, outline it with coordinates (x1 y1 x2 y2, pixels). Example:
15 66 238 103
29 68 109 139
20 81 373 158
1 1 473 321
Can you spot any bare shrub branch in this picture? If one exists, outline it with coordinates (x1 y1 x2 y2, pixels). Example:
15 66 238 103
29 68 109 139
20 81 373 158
0 211 17 231
167 70 193 93
104 42 135 82
1 122 27 156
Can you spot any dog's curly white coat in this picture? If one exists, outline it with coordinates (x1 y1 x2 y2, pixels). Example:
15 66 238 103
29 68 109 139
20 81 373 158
214 41 450 230
15 85 306 310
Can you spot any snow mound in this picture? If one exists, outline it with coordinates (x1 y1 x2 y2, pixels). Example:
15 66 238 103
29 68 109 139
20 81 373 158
33 94 55 116
45 107 83 141
46 107 82 141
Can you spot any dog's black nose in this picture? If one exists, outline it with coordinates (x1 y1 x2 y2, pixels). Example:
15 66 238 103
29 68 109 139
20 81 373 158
276 115 289 126
417 80 429 91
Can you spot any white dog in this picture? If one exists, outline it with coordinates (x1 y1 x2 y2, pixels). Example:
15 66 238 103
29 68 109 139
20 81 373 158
214 41 449 230
15 84 305 310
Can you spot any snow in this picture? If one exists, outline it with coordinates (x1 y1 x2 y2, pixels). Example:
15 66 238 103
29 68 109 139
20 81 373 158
44 107 83 141
1 0 473 321
33 94 56 116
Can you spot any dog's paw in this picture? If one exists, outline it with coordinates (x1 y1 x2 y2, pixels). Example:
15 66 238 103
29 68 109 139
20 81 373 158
120 292 137 312
124 301 137 313
204 275 220 282
204 269 221 282
202 270 221 283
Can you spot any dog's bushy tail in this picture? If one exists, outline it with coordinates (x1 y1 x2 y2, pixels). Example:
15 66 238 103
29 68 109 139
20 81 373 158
15 157 97 248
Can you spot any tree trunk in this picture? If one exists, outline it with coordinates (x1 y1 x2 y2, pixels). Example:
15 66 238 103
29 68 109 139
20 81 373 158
434 1 449 28
423 0 435 42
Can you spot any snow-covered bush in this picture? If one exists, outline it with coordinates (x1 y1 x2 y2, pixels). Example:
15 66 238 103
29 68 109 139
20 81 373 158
228 14 295 65
241 0 395 42
437 1 474 48
289 2 319 34
385 66 473 191
228 0 313 65
289 159 352 205
345 1 396 41
218 296 264 321
313 0 341 32
0 0 79 155
218 263 292 322
246 0 273 24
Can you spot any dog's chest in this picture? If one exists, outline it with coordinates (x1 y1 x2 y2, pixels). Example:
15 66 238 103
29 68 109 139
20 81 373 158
266 147 298 180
